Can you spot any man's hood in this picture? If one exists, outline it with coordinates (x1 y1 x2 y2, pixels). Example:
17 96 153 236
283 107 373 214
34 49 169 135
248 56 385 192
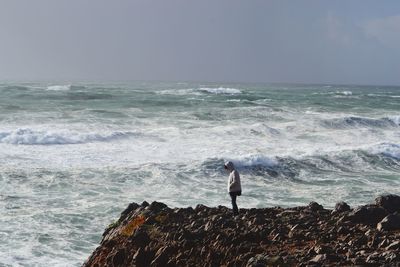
224 161 235 171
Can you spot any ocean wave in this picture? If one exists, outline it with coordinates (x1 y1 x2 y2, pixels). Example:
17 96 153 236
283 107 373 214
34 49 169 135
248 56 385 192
371 143 400 160
0 128 137 145
198 87 242 95
1 85 30 91
367 94 400 98
157 89 202 96
200 155 280 176
204 144 400 179
228 154 278 168
47 85 86 91
321 116 400 129
312 90 353 96
336 91 352 96
157 87 242 96
387 116 400 125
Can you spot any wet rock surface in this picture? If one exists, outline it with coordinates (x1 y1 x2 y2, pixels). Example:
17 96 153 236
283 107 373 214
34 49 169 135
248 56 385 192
84 195 400 266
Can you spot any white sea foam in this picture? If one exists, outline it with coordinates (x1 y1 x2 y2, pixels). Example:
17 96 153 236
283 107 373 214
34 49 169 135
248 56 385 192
387 116 400 125
335 91 352 95
47 85 71 91
198 87 242 94
367 94 400 98
371 143 400 160
157 89 202 96
157 87 242 96
227 154 278 168
0 128 136 145
320 115 400 129
46 84 86 91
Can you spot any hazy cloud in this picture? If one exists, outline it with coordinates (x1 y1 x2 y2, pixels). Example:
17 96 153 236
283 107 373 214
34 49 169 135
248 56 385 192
362 15 400 48
326 14 355 47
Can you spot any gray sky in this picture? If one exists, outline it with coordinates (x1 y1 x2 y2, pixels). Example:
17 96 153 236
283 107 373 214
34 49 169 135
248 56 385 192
1 0 400 85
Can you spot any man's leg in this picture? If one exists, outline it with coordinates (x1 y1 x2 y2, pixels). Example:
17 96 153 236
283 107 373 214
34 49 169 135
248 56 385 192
230 192 239 215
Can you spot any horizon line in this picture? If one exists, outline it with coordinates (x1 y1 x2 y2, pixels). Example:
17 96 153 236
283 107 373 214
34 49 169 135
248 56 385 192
0 78 399 88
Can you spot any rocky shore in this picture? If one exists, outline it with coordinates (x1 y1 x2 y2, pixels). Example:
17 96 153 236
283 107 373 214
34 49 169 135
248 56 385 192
84 195 400 266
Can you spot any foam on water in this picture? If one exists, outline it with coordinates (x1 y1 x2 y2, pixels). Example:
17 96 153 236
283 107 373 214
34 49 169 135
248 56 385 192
227 154 278 168
367 93 400 98
47 85 71 91
1 82 400 266
371 143 400 160
46 85 86 91
198 87 242 94
387 116 400 125
0 128 137 145
157 87 241 95
157 88 202 96
321 116 400 129
336 90 352 95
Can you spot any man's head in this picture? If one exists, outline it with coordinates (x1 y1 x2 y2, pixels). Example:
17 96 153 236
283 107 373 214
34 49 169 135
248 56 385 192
224 161 235 172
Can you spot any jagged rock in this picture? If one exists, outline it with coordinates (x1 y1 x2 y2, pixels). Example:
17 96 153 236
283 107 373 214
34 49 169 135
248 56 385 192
383 251 398 262
120 202 139 218
313 244 331 254
265 256 284 266
377 214 400 231
351 257 365 265
375 194 400 213
334 201 350 213
246 253 265 266
132 248 147 267
385 241 400 251
348 235 368 247
130 229 150 247
84 196 400 267
366 252 381 263
147 201 168 212
347 205 388 225
246 254 284 267
150 246 170 266
308 202 323 211
112 249 126 266
378 239 390 249
195 204 208 211
310 254 327 263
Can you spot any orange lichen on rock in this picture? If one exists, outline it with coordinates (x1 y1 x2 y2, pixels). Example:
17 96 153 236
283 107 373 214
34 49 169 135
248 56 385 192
154 214 168 223
121 215 146 236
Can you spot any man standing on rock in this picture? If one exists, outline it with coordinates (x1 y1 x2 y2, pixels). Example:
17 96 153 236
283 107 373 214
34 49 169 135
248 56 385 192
225 161 242 216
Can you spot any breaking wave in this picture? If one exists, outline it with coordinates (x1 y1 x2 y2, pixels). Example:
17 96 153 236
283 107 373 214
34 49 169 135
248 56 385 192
0 128 137 145
228 154 278 169
372 143 400 160
198 87 242 94
1 85 30 91
321 116 400 129
202 143 400 178
336 91 352 96
47 85 86 91
157 87 242 96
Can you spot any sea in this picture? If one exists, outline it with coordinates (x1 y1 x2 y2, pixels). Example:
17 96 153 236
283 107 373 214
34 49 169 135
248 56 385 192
0 81 399 266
